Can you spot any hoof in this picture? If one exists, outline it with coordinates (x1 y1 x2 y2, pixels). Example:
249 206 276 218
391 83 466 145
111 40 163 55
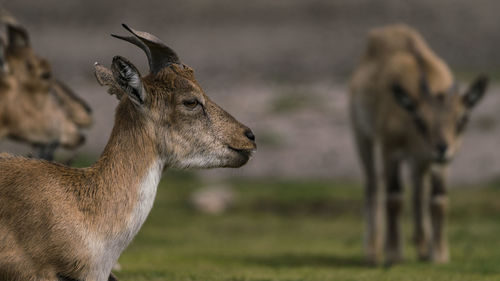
432 248 449 264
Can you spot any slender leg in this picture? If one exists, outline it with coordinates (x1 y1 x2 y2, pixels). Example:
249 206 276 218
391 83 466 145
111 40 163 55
384 153 403 264
430 168 450 263
411 163 431 260
34 141 59 161
355 133 384 265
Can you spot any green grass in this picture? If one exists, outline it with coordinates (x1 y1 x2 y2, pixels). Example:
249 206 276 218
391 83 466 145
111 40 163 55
112 174 500 281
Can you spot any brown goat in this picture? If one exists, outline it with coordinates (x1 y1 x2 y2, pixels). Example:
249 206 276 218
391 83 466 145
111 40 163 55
0 15 91 160
349 24 488 265
0 24 256 281
0 36 83 149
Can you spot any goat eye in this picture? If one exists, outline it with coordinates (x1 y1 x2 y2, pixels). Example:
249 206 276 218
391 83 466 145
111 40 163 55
183 99 199 109
414 117 428 136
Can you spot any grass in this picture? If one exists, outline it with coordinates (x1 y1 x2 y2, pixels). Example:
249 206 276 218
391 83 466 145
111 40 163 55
109 173 500 281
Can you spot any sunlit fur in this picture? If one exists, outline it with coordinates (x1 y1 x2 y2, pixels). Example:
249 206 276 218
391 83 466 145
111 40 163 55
349 24 488 265
139 64 255 169
0 43 255 280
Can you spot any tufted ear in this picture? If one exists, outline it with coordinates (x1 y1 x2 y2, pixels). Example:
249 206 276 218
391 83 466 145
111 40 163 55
462 74 488 109
110 56 144 105
94 62 124 100
7 24 29 49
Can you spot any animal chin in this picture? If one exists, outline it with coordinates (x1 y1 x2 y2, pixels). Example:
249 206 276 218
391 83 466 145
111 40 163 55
226 146 254 167
433 156 451 165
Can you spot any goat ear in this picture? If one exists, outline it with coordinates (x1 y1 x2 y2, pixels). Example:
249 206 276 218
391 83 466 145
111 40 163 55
7 24 29 49
462 74 488 109
94 62 124 100
94 63 114 86
111 56 144 105
392 83 417 113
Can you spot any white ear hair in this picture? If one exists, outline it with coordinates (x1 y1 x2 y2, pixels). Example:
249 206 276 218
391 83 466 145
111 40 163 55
125 66 141 90
111 56 144 105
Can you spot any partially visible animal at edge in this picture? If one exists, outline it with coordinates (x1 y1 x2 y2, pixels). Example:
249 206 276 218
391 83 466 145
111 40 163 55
0 24 256 281
349 24 488 265
0 11 92 161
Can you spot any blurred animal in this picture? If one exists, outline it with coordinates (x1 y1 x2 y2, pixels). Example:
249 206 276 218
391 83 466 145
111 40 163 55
0 24 256 281
0 11 91 160
349 24 488 265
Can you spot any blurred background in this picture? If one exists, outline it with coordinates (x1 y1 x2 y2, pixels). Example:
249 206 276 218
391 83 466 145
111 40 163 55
2 0 500 184
2 1 500 280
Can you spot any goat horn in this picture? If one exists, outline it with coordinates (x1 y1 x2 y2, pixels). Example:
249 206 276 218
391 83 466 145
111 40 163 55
111 24 181 74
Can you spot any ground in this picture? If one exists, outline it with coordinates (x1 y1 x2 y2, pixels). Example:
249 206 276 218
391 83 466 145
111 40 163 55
110 171 500 281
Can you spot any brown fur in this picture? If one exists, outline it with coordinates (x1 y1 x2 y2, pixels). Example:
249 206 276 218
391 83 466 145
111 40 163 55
0 27 255 281
0 48 84 149
51 79 93 129
349 24 488 265
0 15 91 154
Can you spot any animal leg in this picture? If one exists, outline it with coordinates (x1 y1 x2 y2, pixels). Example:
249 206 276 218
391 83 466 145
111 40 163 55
34 141 59 161
411 164 431 260
384 153 403 264
355 133 384 265
430 169 449 263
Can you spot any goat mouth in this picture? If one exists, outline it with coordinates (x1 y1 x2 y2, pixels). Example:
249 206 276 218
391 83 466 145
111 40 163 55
227 146 254 157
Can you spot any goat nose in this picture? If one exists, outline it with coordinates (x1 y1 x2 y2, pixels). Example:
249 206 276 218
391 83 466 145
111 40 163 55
41 72 51 80
436 142 448 156
244 129 255 142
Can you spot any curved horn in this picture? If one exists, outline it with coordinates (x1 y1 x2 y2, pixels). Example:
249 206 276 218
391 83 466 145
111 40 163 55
111 24 180 74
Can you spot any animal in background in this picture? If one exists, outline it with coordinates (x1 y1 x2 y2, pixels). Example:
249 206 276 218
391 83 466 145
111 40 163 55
0 10 91 160
0 35 85 157
349 24 488 265
0 24 256 281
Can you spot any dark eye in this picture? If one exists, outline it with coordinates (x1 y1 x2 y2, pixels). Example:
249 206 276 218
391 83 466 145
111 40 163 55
183 99 199 109
456 115 469 134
